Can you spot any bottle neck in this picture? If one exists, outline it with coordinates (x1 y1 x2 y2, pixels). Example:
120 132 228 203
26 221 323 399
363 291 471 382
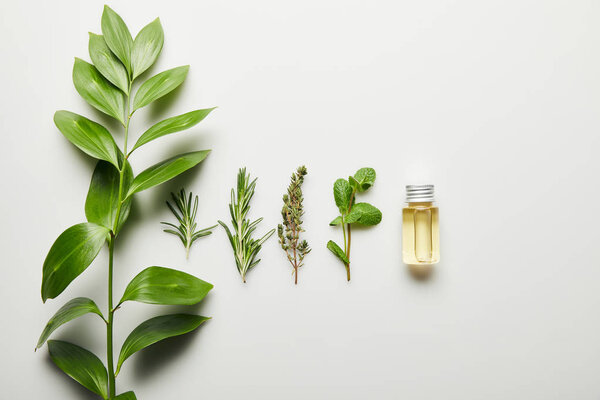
406 201 434 207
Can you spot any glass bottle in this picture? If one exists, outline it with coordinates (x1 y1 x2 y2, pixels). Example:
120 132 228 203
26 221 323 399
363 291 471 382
402 184 439 265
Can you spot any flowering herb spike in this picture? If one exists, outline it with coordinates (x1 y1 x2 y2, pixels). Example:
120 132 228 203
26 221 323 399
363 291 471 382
218 168 275 283
327 167 382 281
162 189 217 259
278 166 311 284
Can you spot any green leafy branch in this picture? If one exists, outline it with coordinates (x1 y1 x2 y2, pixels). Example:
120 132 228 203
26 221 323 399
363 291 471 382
327 167 382 281
278 166 311 284
38 6 215 399
162 189 217 259
219 168 275 283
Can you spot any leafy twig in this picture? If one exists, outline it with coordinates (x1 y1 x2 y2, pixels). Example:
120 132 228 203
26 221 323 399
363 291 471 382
327 167 382 281
162 189 217 259
278 166 310 284
219 168 275 283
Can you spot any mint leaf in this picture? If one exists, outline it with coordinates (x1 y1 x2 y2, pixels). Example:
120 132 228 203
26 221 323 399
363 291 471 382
353 167 376 192
333 179 352 213
329 216 342 226
327 240 349 264
346 202 382 226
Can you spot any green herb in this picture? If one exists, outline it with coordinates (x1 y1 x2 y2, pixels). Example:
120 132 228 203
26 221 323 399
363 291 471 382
162 189 217 259
278 166 311 284
219 168 275 282
38 6 215 399
328 167 382 281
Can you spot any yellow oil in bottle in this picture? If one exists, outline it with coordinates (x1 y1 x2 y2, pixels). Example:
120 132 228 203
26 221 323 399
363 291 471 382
402 185 439 265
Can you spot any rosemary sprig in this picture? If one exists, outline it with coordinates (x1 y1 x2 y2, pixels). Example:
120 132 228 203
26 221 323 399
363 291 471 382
162 189 217 259
278 165 310 284
218 168 275 283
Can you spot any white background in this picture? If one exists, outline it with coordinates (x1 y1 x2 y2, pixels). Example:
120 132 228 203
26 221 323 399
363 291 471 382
1 0 599 399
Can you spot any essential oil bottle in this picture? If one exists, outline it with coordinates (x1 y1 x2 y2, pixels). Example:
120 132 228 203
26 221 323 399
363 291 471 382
402 184 439 265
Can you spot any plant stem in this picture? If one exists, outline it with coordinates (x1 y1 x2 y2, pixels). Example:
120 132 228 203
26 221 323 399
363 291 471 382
346 225 352 281
106 90 131 399
107 235 116 398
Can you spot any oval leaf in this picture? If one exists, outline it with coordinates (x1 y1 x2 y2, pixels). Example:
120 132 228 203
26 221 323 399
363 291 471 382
54 111 120 168
89 33 129 94
37 297 103 350
48 340 108 399
345 202 382 226
131 18 164 80
101 5 133 74
125 150 210 198
116 314 209 375
353 167 376 192
120 266 213 306
73 58 125 124
42 223 109 302
131 108 216 153
115 392 137 400
327 240 349 264
132 66 189 111
85 160 133 233
333 178 352 214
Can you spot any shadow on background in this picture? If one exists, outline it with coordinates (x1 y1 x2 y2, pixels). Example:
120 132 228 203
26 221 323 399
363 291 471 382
406 264 435 281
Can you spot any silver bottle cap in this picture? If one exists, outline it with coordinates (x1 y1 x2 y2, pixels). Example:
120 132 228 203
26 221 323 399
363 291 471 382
406 184 434 202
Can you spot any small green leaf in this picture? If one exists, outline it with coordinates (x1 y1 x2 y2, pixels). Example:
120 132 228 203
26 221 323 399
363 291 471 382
327 240 349 264
101 5 133 74
88 33 129 94
131 18 164 80
348 176 360 191
48 340 108 399
116 314 209 375
85 160 133 233
125 150 210 198
345 202 382 226
54 111 120 168
352 167 376 192
329 216 342 226
333 179 352 214
73 58 125 124
37 298 104 350
42 223 109 302
131 108 215 153
120 266 213 305
133 66 189 111
115 392 137 400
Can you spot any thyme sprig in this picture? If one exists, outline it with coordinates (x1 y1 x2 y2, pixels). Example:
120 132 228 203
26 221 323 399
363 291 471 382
219 168 275 282
278 166 310 284
162 189 217 259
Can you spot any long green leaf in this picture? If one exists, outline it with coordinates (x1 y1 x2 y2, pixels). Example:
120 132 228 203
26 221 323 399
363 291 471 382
89 33 129 94
36 298 104 350
73 58 125 124
48 340 108 399
101 5 133 74
116 314 209 375
327 240 349 264
131 108 215 153
115 392 137 400
42 223 109 302
132 66 189 111
54 110 120 168
131 18 164 80
120 266 213 305
125 150 210 198
85 160 133 233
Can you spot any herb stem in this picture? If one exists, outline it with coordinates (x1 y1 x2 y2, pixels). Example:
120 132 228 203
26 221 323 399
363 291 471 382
107 234 116 398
